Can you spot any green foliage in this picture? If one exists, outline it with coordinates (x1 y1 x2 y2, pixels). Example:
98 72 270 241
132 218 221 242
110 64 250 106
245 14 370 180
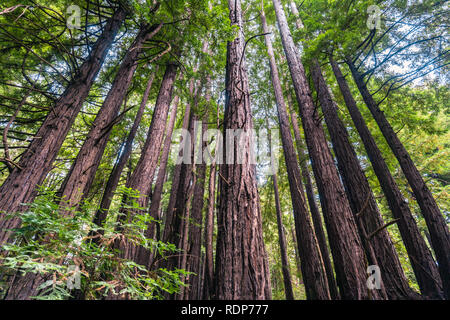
0 187 187 300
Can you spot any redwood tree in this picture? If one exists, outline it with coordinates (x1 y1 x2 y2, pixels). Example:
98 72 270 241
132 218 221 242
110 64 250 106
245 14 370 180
272 0 369 299
310 58 416 299
92 68 158 240
0 7 127 244
330 56 444 299
57 23 163 211
113 62 178 265
261 7 330 300
347 59 450 299
214 0 271 300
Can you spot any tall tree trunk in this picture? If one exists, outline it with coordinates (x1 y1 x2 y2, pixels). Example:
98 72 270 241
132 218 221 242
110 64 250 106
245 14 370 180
290 226 303 285
0 7 126 244
214 0 271 300
311 59 417 299
92 68 158 241
285 3 340 299
261 8 329 300
272 0 369 299
202 94 219 300
177 144 197 300
160 79 200 279
286 91 339 299
347 59 450 299
113 62 178 265
203 163 216 300
330 56 443 299
141 94 180 267
184 120 209 300
160 75 198 246
271 159 295 300
57 23 163 211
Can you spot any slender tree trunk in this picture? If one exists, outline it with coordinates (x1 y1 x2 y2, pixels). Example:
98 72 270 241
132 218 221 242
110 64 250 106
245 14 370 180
202 95 219 300
272 0 369 299
271 165 295 300
0 7 126 244
290 226 303 285
214 0 271 300
113 62 178 266
285 3 340 299
311 59 418 299
330 56 443 299
160 80 201 280
347 59 450 299
177 146 197 300
286 91 339 299
160 74 198 247
266 110 294 300
92 69 158 241
261 9 329 300
57 23 163 211
184 121 208 300
141 94 180 267
203 163 216 300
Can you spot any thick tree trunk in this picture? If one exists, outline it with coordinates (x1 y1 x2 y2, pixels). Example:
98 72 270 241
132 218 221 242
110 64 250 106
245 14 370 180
113 62 178 265
286 92 339 299
57 23 163 211
330 56 443 299
0 8 126 244
214 0 271 300
261 9 329 300
272 0 369 299
347 59 450 299
92 69 158 240
311 59 417 299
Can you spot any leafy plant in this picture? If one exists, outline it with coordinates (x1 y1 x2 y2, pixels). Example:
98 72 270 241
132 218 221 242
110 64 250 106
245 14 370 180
0 187 188 300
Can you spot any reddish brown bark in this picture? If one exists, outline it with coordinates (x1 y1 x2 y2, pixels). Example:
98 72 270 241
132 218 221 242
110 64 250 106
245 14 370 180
311 59 417 300
202 163 216 300
57 23 163 211
286 92 339 299
271 162 295 300
330 56 443 299
184 120 208 300
160 75 198 247
92 69 158 239
214 0 271 300
0 8 126 244
145 95 180 243
272 0 369 299
347 59 450 299
261 8 329 300
113 62 178 265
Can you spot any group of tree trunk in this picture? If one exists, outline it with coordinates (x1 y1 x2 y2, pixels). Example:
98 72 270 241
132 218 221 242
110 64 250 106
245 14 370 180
0 0 447 300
